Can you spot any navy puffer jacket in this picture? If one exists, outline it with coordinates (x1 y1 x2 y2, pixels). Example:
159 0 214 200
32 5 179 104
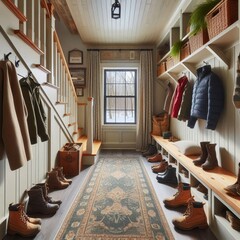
187 65 224 130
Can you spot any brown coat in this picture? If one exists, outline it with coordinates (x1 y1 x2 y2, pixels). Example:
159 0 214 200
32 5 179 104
0 60 32 170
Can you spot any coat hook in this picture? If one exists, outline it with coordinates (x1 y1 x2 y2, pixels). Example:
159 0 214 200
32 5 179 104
4 52 12 60
203 60 209 65
15 58 20 68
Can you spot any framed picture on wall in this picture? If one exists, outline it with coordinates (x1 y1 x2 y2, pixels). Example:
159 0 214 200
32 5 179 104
69 67 86 87
68 49 83 64
76 88 84 97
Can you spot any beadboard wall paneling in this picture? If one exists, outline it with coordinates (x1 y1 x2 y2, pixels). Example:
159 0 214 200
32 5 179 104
102 126 136 149
169 44 240 175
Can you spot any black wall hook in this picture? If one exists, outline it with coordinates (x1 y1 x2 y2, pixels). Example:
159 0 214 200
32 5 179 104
15 59 20 68
4 52 12 60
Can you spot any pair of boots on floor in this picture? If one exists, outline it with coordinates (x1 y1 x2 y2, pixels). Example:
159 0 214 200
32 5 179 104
163 182 208 231
193 142 218 170
7 167 72 238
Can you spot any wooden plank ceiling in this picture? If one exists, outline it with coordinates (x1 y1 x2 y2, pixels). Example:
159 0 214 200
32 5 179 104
51 0 182 46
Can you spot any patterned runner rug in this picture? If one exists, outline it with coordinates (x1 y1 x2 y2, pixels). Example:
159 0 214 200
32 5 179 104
56 151 174 240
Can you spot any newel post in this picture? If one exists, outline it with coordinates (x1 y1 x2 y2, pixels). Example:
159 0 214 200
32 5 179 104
86 97 94 154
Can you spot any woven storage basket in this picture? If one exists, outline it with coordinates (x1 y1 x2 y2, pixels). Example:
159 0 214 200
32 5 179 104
152 114 169 136
189 29 209 53
206 0 238 39
180 41 191 61
166 56 174 70
157 61 166 76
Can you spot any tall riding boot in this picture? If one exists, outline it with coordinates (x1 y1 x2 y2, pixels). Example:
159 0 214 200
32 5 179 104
27 187 59 216
193 141 210 166
7 203 41 237
201 143 218 170
224 163 240 196
172 196 208 230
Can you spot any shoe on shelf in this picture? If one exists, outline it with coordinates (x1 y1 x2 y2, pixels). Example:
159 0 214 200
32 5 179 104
196 184 208 195
163 182 192 208
201 143 218 170
156 165 178 186
152 160 168 173
148 153 163 162
224 163 240 197
226 210 240 231
193 141 210 166
172 197 208 231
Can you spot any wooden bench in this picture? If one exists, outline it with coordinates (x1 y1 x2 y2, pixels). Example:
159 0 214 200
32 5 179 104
152 134 240 240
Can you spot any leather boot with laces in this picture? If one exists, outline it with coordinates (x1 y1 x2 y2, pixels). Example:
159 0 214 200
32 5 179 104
18 203 41 225
163 182 191 208
7 203 41 237
172 197 208 230
53 166 72 184
46 170 69 190
27 187 59 216
34 183 62 205
152 160 168 173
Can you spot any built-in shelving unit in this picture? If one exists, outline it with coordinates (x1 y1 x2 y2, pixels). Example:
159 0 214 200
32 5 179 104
157 20 239 82
152 135 240 240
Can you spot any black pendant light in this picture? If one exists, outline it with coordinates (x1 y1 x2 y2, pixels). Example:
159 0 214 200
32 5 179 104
111 0 121 19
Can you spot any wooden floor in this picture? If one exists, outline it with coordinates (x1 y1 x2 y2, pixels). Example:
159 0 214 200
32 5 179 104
4 150 217 240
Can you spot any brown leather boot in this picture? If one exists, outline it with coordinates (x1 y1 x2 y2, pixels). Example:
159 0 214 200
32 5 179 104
201 143 218 170
193 141 210 166
34 183 62 205
7 203 41 237
27 187 59 216
53 167 72 184
18 203 42 225
152 160 168 173
46 170 69 190
226 210 240 231
172 197 208 230
224 163 240 196
148 153 163 163
163 182 192 208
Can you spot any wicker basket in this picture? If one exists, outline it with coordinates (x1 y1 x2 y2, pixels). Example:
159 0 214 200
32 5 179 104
157 61 166 76
180 41 191 61
206 0 238 39
189 29 209 53
166 56 174 70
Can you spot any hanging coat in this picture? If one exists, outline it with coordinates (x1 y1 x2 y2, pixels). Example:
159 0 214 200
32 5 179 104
170 76 189 118
187 65 224 130
0 60 32 170
20 76 49 144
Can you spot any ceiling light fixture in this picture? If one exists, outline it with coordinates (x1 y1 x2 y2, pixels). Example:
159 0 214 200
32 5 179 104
111 0 121 19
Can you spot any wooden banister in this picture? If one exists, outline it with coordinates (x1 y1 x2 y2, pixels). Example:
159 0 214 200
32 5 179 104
14 30 44 55
53 31 78 101
2 0 27 23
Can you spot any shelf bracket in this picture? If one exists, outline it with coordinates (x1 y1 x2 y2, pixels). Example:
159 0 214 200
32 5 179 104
181 62 197 77
206 44 229 69
167 72 178 83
